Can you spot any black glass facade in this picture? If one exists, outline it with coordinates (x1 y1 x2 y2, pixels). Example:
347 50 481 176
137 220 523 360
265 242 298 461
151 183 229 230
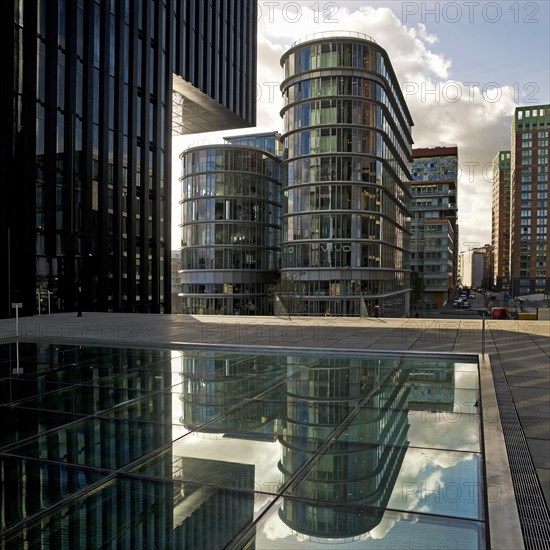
172 2 257 134
0 0 257 318
279 33 413 317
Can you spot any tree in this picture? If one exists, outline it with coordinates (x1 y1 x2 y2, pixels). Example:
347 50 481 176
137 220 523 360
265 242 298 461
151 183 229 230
268 272 306 317
410 270 424 304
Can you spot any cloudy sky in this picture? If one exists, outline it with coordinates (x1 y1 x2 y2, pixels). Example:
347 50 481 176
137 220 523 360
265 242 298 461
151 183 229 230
172 0 550 251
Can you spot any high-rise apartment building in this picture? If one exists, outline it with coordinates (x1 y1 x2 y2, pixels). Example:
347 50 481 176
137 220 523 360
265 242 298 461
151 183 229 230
509 105 550 297
410 147 458 308
0 0 257 318
178 133 282 315
491 151 511 291
459 245 491 290
279 32 414 317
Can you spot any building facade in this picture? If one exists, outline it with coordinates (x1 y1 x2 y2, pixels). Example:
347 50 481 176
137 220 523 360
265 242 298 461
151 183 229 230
509 105 550 297
0 0 257 318
459 247 486 289
279 32 413 317
491 151 511 291
171 249 182 312
410 146 458 309
178 135 282 315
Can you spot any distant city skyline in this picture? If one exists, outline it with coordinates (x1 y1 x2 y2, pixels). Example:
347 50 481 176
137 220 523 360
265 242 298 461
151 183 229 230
172 0 550 254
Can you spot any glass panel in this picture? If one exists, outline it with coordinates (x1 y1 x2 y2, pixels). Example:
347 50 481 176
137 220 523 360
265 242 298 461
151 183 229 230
248 498 485 549
0 343 485 548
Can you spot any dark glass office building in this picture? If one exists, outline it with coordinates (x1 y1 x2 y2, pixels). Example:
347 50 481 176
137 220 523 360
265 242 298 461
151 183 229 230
0 0 256 318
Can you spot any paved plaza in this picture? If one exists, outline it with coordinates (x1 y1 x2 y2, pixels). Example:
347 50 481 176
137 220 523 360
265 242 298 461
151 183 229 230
1 312 548 548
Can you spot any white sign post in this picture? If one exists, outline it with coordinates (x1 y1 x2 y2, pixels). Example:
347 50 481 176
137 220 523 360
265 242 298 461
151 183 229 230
11 302 22 337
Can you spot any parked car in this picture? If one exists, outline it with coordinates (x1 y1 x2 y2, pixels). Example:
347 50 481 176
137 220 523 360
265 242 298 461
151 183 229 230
469 293 475 299
461 301 470 309
453 299 463 308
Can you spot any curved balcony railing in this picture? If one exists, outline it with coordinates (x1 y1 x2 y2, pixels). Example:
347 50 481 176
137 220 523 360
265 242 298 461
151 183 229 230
291 30 377 47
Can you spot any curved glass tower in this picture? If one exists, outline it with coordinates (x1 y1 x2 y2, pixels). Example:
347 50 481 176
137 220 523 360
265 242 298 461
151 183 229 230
279 32 413 317
179 143 281 315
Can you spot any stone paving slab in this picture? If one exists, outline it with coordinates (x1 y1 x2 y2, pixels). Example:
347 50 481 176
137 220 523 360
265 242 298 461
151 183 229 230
539 469 550 510
526 439 550 469
521 417 550 440
507 375 550 387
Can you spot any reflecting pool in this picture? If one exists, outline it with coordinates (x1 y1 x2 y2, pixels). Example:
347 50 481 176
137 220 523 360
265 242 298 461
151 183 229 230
0 343 484 549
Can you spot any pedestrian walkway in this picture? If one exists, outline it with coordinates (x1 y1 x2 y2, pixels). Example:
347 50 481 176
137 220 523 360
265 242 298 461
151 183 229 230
1 312 548 548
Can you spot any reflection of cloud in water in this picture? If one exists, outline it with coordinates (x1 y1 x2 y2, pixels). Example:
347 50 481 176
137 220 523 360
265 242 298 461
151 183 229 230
386 467 445 513
368 451 474 540
406 360 480 452
408 410 479 452
408 448 473 474
262 501 294 542
367 515 397 541
454 369 478 389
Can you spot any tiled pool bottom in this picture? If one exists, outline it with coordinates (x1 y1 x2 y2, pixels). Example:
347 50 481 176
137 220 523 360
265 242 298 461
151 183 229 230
0 343 484 549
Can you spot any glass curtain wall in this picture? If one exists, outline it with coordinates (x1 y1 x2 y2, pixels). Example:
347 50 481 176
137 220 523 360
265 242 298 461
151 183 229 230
179 145 281 315
279 33 414 317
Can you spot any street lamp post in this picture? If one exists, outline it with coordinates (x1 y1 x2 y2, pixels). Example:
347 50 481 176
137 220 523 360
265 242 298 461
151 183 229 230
478 309 489 355
11 302 22 337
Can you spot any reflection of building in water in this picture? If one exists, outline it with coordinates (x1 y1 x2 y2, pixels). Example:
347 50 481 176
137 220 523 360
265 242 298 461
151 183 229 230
180 353 285 435
0 345 175 547
278 358 410 539
407 360 456 412
178 354 462 542
1 345 258 548
172 457 255 549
